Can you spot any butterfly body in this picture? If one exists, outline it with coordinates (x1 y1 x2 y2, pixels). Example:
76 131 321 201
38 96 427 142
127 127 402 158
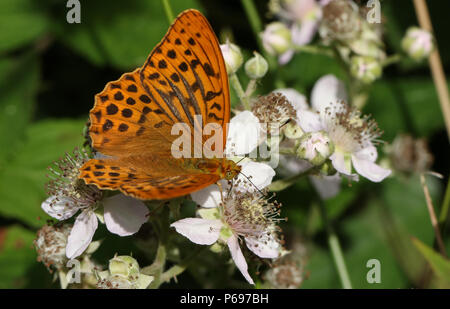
79 9 238 200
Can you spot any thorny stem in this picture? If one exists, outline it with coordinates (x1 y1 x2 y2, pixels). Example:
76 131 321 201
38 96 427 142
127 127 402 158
162 0 175 24
317 198 352 289
142 242 167 288
420 173 447 257
230 73 251 110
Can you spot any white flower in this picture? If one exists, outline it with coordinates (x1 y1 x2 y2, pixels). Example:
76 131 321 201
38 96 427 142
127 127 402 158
297 74 391 182
42 149 149 259
172 189 283 284
225 111 262 157
191 160 276 208
42 194 149 259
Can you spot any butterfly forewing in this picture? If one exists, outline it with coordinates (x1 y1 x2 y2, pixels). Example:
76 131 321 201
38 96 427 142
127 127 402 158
140 9 230 149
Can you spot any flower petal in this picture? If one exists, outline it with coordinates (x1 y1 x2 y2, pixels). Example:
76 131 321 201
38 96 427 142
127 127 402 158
238 161 276 192
278 49 295 65
245 234 280 259
297 109 323 132
311 74 348 113
354 144 378 162
41 196 79 220
226 111 262 156
103 194 149 237
66 210 98 259
291 20 319 46
171 218 222 245
227 235 254 284
309 174 341 200
273 88 308 112
191 181 226 208
330 151 351 175
352 155 391 182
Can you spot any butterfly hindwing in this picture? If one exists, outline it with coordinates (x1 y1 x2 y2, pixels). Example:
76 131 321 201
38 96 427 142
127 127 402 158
80 157 220 200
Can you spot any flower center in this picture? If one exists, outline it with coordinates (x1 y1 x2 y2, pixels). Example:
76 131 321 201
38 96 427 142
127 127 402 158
322 101 381 154
221 190 281 239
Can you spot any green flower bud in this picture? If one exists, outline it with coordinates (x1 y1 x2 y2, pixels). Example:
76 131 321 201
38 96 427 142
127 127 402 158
245 52 269 79
296 131 334 166
350 55 382 84
97 255 153 289
401 27 434 61
283 121 303 139
109 255 140 277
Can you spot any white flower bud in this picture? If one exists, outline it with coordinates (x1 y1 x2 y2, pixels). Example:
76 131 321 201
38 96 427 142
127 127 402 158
402 27 434 61
261 22 292 56
220 41 243 74
296 131 334 166
245 52 269 79
350 55 382 84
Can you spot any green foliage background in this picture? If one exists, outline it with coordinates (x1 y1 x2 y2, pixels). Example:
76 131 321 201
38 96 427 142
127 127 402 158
0 0 449 288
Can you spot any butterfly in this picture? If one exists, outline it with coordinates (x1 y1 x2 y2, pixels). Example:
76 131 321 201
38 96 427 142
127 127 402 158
79 9 241 200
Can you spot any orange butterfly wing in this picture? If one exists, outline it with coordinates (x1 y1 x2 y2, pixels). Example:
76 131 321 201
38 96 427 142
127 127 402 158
80 9 231 200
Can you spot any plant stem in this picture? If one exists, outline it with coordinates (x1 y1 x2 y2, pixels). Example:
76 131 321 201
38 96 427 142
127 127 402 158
420 173 447 257
413 0 450 141
240 0 277 70
293 45 333 57
230 73 251 110
268 169 310 192
317 199 353 289
162 0 174 24
439 177 450 225
381 53 402 67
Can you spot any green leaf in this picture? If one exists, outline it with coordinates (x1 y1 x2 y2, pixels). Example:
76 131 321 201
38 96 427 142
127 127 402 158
0 119 86 226
0 0 49 52
0 55 39 165
279 52 347 91
412 238 450 288
0 225 40 288
57 0 202 69
366 78 447 140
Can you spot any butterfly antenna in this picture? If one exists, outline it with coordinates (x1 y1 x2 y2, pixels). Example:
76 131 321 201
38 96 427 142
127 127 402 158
238 171 265 197
280 119 291 128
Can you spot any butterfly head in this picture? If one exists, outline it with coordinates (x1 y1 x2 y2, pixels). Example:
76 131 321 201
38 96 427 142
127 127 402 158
223 159 241 181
